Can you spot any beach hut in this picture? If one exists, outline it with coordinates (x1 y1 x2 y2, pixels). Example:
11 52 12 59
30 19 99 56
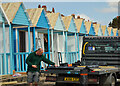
62 16 77 64
93 24 103 36
107 27 114 36
46 13 65 65
113 28 119 36
74 18 86 60
0 2 31 74
25 8 51 69
101 25 109 36
0 4 10 75
85 21 95 36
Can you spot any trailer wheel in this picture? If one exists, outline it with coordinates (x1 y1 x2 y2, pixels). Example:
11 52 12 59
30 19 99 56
99 75 116 86
110 76 115 86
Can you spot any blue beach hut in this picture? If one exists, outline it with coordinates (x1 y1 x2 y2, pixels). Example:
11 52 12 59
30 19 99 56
113 28 119 36
46 13 65 65
1 2 31 75
74 18 87 61
93 24 103 36
85 21 95 36
101 25 109 36
107 27 114 36
62 16 78 64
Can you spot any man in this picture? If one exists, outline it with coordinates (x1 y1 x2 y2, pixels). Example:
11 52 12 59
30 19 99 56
26 48 55 86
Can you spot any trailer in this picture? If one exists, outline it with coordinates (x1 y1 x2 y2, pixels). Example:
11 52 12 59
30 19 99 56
41 36 120 86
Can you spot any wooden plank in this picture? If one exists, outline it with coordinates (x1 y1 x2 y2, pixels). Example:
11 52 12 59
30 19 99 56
2 2 21 22
74 19 83 33
0 81 17 85
62 16 72 31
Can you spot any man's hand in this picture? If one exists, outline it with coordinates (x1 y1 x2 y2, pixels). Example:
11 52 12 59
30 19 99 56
32 65 37 68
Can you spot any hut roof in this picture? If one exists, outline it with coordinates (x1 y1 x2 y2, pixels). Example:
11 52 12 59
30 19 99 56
93 24 100 35
62 16 72 31
46 13 59 29
107 27 112 36
85 21 91 34
74 18 83 33
2 2 22 23
113 28 118 36
101 25 106 35
26 8 43 27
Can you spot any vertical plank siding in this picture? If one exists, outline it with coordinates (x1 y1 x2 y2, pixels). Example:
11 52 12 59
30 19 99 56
12 5 29 25
37 10 49 28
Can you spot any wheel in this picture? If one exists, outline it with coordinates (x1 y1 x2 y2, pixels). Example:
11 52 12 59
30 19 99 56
110 76 115 86
99 75 116 86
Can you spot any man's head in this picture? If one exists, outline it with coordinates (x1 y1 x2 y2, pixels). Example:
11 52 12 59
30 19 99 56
36 48 43 56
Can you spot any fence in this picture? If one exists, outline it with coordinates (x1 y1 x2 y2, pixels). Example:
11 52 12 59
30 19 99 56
0 53 10 75
13 52 29 72
58 52 78 64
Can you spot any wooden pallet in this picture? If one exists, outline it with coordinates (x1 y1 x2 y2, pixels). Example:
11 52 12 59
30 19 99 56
0 74 27 86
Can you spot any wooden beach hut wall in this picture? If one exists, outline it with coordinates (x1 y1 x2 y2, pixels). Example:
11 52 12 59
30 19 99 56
85 21 95 36
74 18 87 61
46 13 65 65
62 16 78 64
1 2 31 74
101 25 109 36
113 28 119 36
93 24 103 36
26 8 50 69
0 5 10 75
107 27 114 36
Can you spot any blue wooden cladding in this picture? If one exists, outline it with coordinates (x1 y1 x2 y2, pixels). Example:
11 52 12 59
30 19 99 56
80 21 86 34
0 53 10 75
89 23 95 36
68 18 76 33
36 10 49 28
54 14 65 31
12 4 30 25
0 11 3 22
104 27 109 36
116 30 119 36
98 27 103 36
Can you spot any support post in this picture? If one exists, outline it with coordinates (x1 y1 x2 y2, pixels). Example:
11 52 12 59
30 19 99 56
65 32 68 63
75 32 77 62
51 29 54 62
77 33 80 60
33 27 36 51
17 29 20 52
48 29 50 60
28 26 31 53
3 22 6 74
9 24 13 74
63 31 65 63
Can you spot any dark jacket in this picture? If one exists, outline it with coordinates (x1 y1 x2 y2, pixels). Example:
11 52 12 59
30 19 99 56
26 51 55 72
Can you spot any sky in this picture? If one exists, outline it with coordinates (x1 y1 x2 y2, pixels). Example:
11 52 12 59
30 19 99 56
2 0 119 26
